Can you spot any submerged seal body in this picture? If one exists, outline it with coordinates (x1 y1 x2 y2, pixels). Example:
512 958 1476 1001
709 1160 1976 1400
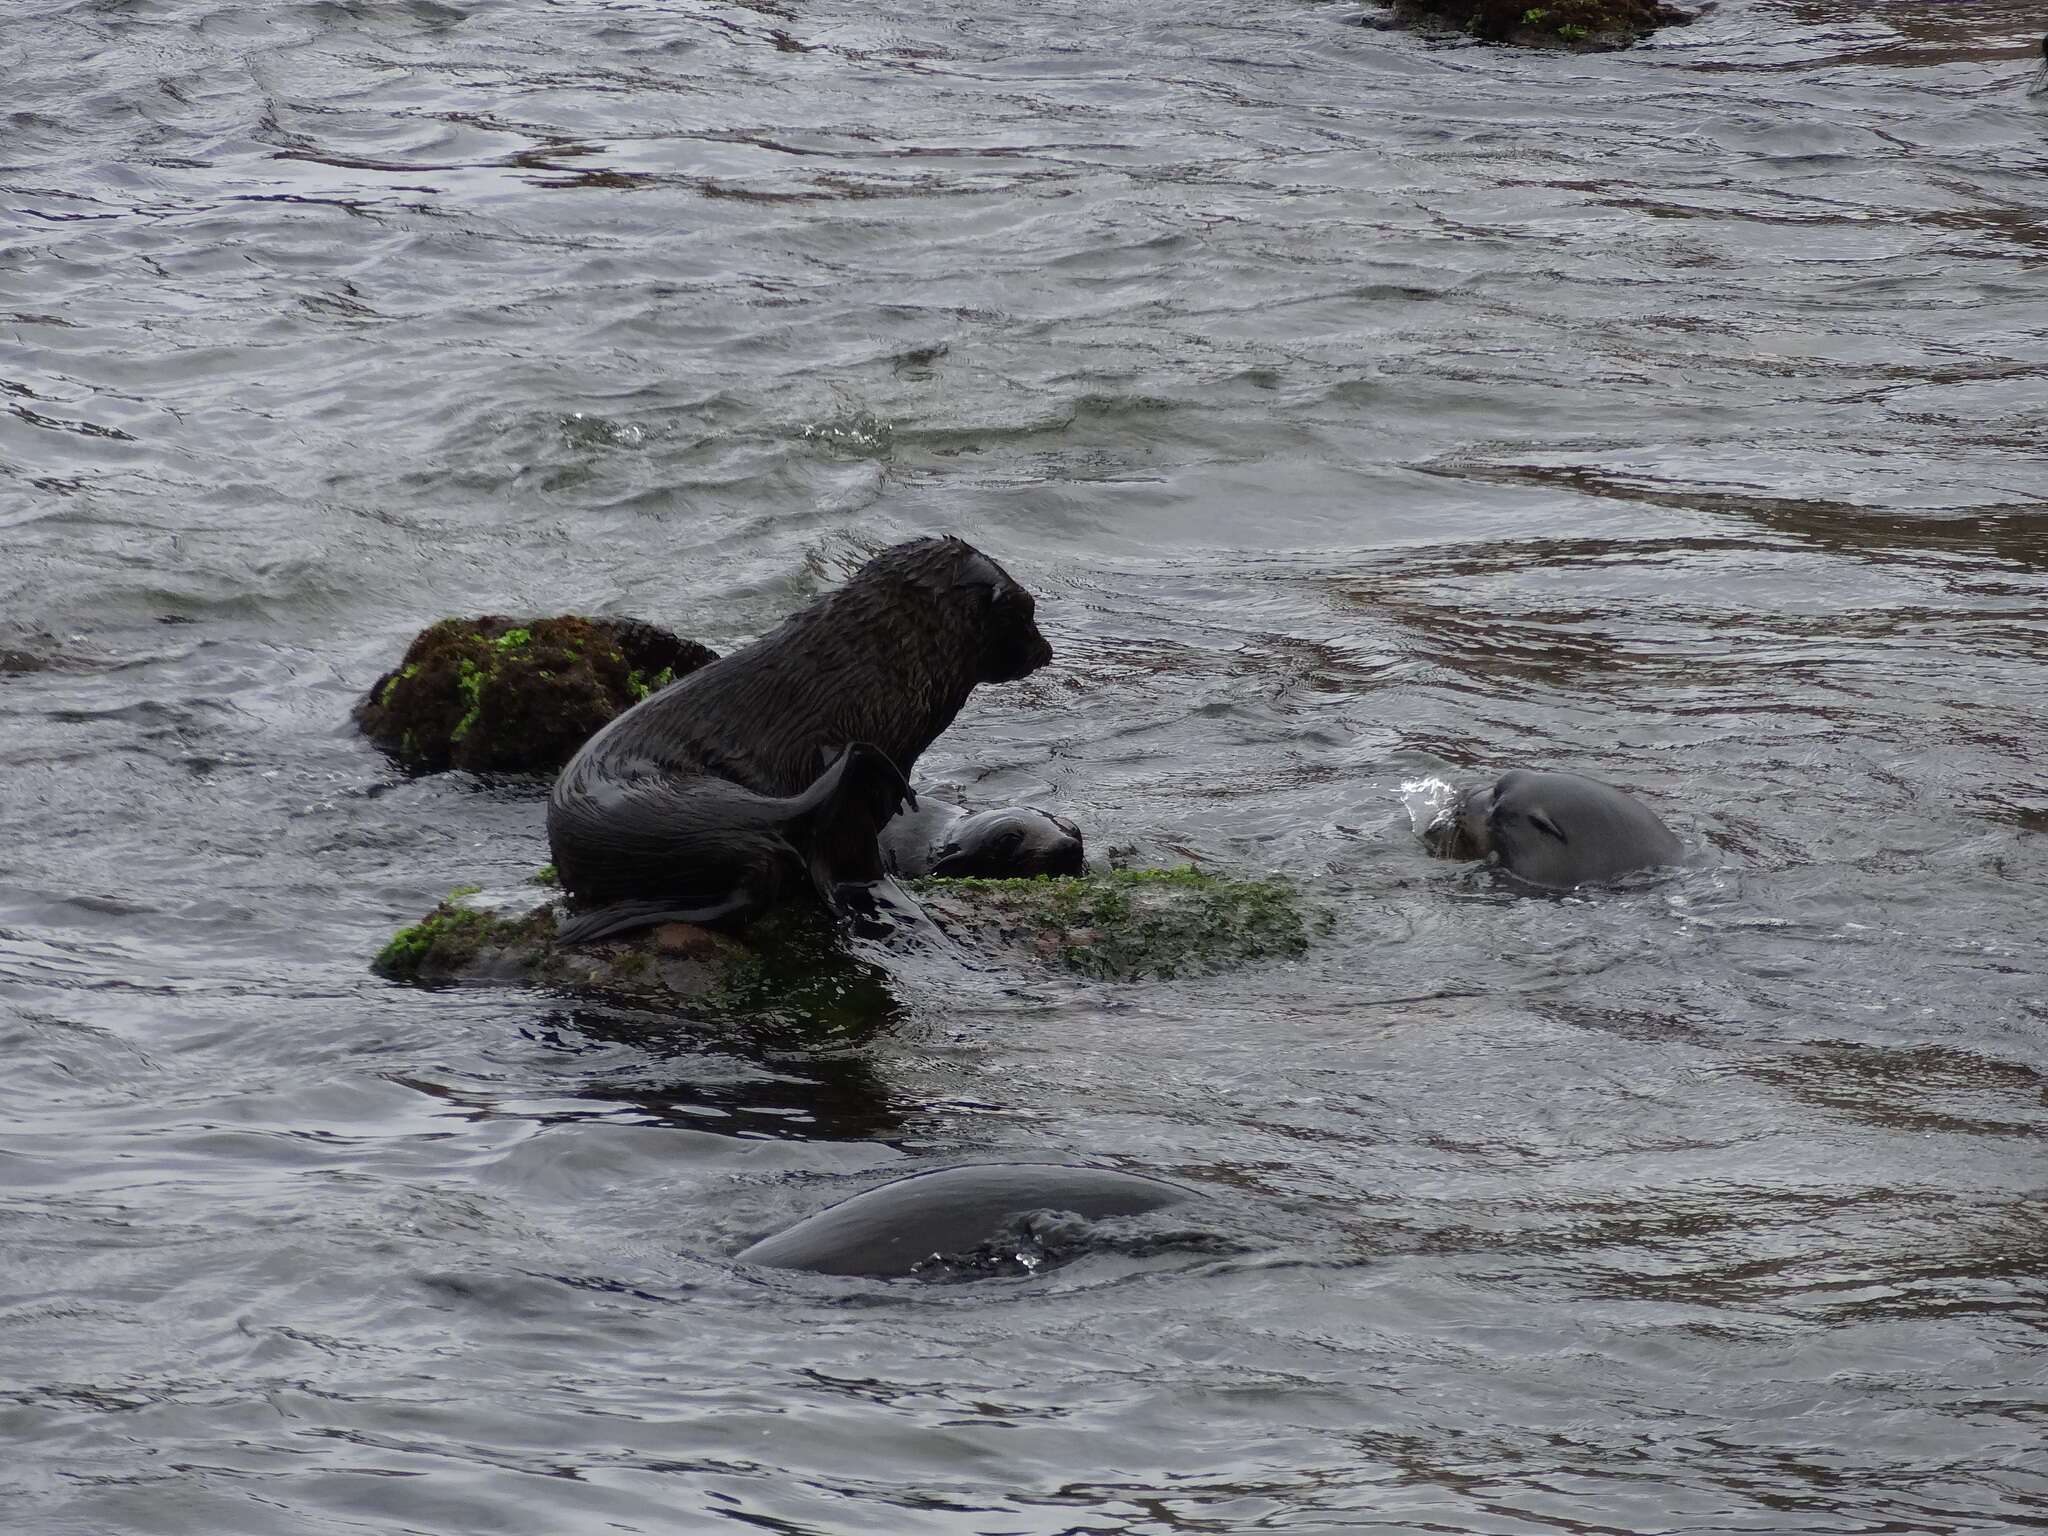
735 1163 1197 1277
547 537 1052 944
880 800 1085 879
1429 768 1682 889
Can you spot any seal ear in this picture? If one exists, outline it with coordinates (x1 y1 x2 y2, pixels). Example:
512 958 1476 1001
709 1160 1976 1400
1527 808 1568 843
953 550 1011 601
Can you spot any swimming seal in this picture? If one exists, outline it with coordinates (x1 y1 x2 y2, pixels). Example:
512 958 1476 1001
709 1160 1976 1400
546 537 1052 945
1428 768 1682 889
734 1163 1197 1277
880 799 1085 879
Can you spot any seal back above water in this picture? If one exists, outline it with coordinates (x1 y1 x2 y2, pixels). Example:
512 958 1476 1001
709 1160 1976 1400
735 1162 1198 1277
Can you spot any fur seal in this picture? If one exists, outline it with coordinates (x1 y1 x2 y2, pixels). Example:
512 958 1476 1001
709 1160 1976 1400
547 537 1052 945
1428 768 1682 889
880 799 1085 879
734 1163 1197 1277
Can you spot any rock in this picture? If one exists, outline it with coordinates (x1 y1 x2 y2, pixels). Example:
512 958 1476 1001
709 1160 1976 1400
372 884 899 1033
373 867 1325 1016
354 615 717 775
1381 0 1692 50
912 867 1326 981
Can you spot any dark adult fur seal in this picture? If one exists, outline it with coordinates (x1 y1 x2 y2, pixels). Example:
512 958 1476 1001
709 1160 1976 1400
880 799 1085 879
547 537 1052 945
1428 768 1682 889
734 1163 1197 1277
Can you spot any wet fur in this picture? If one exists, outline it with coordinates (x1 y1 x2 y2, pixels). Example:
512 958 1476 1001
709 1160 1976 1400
548 537 1052 944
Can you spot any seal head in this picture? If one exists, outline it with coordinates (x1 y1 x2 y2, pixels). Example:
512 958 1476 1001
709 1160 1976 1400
1430 768 1682 889
931 808 1084 878
881 800 1085 879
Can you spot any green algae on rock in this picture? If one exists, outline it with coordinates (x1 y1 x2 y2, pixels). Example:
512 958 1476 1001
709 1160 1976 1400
372 887 899 1034
374 867 1323 1012
913 866 1326 982
372 891 577 985
1382 0 1691 49
354 615 717 775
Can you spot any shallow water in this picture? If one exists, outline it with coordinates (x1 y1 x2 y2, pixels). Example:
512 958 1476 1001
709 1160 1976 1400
4 0 2047 1532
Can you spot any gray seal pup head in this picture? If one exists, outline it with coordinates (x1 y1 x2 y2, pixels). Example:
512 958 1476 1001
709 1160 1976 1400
929 807 1084 878
1428 768 1682 889
880 799 1084 879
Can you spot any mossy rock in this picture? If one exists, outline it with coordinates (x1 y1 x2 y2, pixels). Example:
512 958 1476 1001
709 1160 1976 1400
373 891 569 984
374 868 1325 1019
1384 0 1691 49
914 865 1325 982
355 615 717 775
373 887 899 1035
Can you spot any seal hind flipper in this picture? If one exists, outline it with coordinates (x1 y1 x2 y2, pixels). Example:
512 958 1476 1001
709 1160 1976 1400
548 775 823 944
555 891 757 947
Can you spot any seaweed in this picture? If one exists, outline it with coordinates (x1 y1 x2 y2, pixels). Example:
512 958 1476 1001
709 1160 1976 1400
373 868 1326 1021
914 865 1326 981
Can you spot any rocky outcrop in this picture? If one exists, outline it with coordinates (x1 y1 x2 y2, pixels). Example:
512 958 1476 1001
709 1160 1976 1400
354 615 716 775
1381 0 1693 50
374 868 1325 1017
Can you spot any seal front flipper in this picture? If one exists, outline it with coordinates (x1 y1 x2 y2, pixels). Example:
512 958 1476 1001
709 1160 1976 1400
792 742 915 898
830 874 961 957
786 744 959 955
810 740 916 825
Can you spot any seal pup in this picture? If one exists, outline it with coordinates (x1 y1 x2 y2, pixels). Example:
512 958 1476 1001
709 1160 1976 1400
1427 768 1682 889
881 799 1085 879
734 1163 1198 1277
548 536 1053 945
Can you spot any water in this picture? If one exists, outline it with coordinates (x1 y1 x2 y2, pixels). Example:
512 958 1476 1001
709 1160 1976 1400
4 0 2046 1531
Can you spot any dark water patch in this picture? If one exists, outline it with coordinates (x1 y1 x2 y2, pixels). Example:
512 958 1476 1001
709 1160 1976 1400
1444 459 2048 573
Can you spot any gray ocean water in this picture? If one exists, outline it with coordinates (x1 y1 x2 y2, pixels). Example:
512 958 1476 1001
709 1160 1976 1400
4 0 2047 1532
